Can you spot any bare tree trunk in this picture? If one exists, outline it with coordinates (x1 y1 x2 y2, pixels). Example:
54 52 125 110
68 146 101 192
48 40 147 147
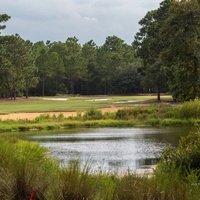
26 87 29 99
157 87 160 101
70 80 74 95
10 91 13 100
13 89 16 100
192 60 198 100
104 81 107 95
42 74 45 97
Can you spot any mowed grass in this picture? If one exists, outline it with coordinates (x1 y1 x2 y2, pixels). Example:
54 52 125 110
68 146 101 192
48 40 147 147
0 95 172 114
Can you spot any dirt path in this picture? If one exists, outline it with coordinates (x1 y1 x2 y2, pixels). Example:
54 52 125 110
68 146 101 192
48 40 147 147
0 107 126 120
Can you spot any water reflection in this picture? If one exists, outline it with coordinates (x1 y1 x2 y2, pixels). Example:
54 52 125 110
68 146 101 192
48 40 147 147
29 128 190 173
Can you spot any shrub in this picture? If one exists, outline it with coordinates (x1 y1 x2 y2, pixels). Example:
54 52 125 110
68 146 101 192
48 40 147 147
116 171 189 200
177 99 200 119
160 118 187 126
0 140 57 200
146 118 160 126
56 161 96 200
115 107 159 120
35 114 51 122
159 131 200 174
83 109 104 120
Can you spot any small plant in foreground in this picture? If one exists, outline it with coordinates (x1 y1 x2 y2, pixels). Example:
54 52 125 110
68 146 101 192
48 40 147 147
56 161 96 200
0 140 57 200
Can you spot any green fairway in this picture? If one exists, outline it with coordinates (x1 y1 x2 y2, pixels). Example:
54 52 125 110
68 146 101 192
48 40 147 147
0 95 172 114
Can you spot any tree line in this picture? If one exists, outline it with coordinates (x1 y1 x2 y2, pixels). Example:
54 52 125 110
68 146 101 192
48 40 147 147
134 0 200 101
0 0 200 101
0 20 142 98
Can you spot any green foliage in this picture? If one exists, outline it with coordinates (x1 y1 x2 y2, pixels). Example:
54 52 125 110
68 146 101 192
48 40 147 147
1 19 142 98
160 0 200 101
0 140 57 200
160 118 188 126
134 1 170 100
83 109 104 120
160 131 200 174
115 106 174 121
116 175 155 200
175 99 200 119
115 108 155 120
1 0 200 100
3 101 200 133
146 118 161 126
0 34 37 99
34 114 52 122
0 14 10 32
34 114 66 123
55 161 96 200
154 166 190 200
135 0 200 101
97 36 141 95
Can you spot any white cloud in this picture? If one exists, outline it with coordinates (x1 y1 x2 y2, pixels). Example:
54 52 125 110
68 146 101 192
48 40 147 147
0 0 161 44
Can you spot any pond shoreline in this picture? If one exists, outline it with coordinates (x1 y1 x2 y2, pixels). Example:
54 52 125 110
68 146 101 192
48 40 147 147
1 101 200 133
0 118 196 133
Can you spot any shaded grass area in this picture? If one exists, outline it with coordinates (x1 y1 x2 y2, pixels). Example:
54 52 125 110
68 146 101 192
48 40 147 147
0 95 172 114
1 133 200 200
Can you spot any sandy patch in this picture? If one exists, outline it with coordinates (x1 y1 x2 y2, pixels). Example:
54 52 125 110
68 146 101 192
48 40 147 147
100 107 126 113
42 98 68 101
0 107 128 120
114 100 145 104
86 99 111 102
135 165 156 177
0 112 77 120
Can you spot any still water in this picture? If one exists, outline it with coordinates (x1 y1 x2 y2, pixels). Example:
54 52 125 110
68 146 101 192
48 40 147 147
30 128 191 173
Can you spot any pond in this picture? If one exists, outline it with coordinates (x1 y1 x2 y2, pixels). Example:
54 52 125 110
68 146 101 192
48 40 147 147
30 127 191 173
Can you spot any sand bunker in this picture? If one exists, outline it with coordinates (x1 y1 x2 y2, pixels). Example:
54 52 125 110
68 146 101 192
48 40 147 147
86 98 111 102
0 107 126 120
114 100 145 104
42 98 68 101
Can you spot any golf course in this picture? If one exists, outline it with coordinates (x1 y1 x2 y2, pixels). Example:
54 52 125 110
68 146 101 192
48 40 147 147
0 95 172 118
1 0 200 199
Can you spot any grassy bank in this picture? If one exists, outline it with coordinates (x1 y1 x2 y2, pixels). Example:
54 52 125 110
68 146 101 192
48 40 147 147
0 118 196 133
2 99 200 133
1 131 200 200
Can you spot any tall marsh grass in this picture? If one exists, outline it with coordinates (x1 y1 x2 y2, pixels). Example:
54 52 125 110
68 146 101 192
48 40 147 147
1 134 200 200
175 99 200 119
56 162 96 200
0 140 57 200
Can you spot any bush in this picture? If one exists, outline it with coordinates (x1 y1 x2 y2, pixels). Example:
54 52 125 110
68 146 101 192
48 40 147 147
146 118 160 126
35 114 51 122
159 131 200 174
176 99 200 119
83 109 104 120
115 107 160 120
55 161 96 200
160 118 187 126
0 140 57 200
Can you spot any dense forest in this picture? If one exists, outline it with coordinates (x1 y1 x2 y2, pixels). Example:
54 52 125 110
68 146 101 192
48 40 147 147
0 0 200 101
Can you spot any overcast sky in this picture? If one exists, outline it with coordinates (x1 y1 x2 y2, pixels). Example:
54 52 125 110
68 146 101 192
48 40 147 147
1 0 161 45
